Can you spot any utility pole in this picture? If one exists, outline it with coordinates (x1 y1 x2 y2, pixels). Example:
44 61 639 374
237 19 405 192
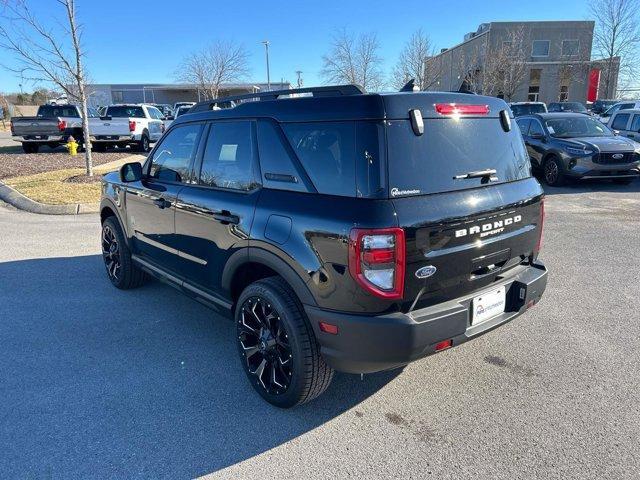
262 40 271 91
295 70 303 88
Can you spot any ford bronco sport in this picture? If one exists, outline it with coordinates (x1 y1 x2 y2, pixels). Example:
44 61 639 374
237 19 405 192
100 85 548 408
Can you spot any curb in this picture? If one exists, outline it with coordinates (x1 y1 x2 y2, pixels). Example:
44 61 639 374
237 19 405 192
0 181 98 215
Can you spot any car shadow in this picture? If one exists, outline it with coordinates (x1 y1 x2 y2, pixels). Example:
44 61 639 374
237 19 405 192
0 254 399 478
535 174 640 196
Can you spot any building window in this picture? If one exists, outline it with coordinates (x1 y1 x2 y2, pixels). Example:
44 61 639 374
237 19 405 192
559 85 569 102
532 40 550 57
561 40 579 56
112 91 124 103
528 69 542 101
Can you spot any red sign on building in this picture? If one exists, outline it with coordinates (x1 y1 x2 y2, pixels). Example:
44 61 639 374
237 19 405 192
587 69 601 102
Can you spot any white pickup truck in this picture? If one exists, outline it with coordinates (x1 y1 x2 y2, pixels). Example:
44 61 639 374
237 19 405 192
89 104 164 152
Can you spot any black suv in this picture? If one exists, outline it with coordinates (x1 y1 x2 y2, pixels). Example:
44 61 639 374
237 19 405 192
100 85 548 407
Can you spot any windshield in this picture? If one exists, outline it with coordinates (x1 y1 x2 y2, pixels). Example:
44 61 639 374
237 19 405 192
545 117 612 138
511 104 546 116
387 118 531 196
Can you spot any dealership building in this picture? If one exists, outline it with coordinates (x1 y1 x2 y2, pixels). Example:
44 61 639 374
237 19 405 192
425 21 620 104
84 82 291 108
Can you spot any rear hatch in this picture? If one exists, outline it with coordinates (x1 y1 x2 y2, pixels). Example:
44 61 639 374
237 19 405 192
89 117 132 137
382 93 544 310
11 117 61 137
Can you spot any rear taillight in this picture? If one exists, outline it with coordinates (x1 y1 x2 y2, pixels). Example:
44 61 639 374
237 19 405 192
435 103 489 116
348 228 405 299
128 120 136 132
534 198 545 256
58 119 66 131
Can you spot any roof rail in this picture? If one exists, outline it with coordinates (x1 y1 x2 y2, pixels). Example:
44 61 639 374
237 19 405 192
190 84 366 113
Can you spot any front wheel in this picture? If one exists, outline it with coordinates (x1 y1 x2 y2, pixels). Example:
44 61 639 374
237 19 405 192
235 277 334 408
543 156 565 186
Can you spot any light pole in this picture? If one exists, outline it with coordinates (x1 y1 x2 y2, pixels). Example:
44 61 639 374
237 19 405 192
262 40 271 91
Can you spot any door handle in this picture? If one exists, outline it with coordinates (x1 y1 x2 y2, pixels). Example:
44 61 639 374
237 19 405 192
211 210 239 225
153 198 171 209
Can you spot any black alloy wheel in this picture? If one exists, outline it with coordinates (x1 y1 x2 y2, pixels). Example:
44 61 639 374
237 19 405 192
238 296 293 395
544 157 565 186
101 223 121 282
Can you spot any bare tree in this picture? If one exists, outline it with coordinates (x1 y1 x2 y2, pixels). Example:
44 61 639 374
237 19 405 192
321 29 385 91
494 27 529 101
176 40 250 100
590 0 640 97
391 29 437 90
0 0 94 175
455 39 499 95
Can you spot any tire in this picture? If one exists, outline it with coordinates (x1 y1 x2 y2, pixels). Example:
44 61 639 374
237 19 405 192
101 217 148 290
543 156 565 186
235 277 334 408
136 134 150 152
22 143 39 153
613 178 633 185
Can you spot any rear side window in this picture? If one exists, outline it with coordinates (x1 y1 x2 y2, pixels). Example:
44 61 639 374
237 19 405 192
283 122 356 196
257 120 309 192
631 115 640 133
107 106 145 118
37 105 80 118
149 124 201 183
387 117 531 196
198 121 258 191
611 114 630 131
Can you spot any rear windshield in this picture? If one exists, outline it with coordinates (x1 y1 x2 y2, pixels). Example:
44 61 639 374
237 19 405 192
510 104 546 116
387 118 531 196
107 106 145 118
37 105 79 118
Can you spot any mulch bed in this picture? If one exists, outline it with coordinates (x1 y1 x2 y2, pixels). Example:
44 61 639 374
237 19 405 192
65 173 104 184
0 147 142 179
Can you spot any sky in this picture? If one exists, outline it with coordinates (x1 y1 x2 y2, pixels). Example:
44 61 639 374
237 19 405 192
0 0 595 93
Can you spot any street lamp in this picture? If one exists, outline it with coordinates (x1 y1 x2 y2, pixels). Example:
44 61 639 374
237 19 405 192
262 40 271 91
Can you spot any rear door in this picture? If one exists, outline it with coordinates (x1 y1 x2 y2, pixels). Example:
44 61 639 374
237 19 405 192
173 120 260 297
385 105 543 309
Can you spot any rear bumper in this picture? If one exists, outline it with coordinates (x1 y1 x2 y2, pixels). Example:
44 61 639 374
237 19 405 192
89 135 135 143
306 260 548 374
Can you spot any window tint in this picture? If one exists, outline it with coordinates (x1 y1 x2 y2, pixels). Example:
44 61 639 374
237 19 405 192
149 124 201 183
107 106 145 118
37 105 80 118
532 40 550 56
619 103 635 110
199 121 257 191
529 120 544 136
516 118 531 135
631 114 640 133
257 120 309 192
284 122 356 196
611 113 630 131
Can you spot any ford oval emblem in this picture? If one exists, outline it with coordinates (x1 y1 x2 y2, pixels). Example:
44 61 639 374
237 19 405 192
415 265 437 279
612 153 624 160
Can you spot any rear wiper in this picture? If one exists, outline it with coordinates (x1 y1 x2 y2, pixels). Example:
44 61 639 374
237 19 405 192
453 169 498 180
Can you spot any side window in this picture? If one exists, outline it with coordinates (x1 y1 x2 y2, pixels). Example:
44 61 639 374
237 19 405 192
529 120 544 136
619 103 634 111
516 118 531 135
631 114 640 133
198 121 258 191
147 107 162 120
257 120 309 192
283 122 356 197
611 113 630 131
149 124 201 183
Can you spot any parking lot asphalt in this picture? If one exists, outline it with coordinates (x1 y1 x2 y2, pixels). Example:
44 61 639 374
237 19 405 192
1 180 639 479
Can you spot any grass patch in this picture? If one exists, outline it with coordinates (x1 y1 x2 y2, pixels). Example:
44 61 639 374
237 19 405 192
4 159 135 205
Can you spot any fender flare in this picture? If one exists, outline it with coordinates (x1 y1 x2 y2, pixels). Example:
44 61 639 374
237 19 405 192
221 247 317 307
100 198 131 247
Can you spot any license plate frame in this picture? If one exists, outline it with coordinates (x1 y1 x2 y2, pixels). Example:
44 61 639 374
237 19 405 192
471 286 506 325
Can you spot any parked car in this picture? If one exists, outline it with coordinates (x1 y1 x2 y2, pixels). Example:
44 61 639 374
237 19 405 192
173 105 193 118
173 101 195 113
89 104 164 152
509 102 547 117
608 109 640 142
516 113 640 186
547 102 590 114
597 101 640 124
10 104 100 153
590 99 619 115
100 85 548 407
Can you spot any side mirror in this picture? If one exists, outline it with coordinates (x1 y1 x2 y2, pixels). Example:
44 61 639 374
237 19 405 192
120 162 143 182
